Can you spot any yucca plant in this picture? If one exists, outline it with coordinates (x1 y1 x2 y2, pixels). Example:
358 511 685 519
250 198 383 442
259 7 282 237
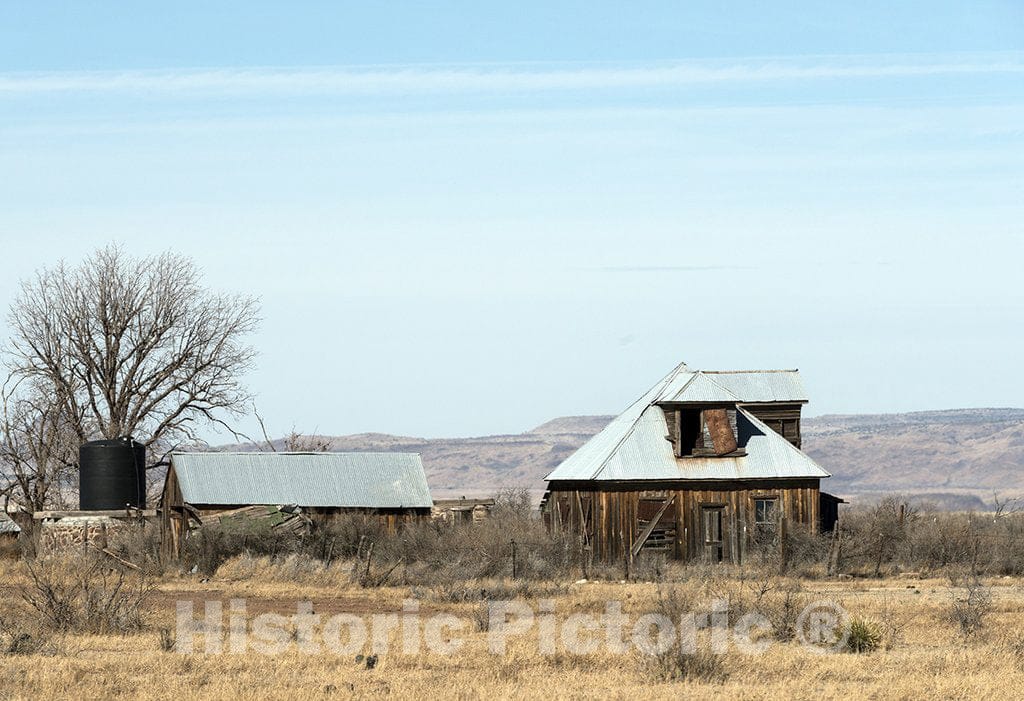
846 618 883 653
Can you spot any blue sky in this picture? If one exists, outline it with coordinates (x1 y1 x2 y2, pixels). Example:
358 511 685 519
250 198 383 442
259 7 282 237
1 3 1022 439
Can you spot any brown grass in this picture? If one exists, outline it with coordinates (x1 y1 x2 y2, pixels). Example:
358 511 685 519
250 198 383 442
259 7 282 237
1 556 1024 700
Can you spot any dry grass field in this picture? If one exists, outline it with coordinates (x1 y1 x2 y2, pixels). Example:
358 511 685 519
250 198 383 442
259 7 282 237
2 553 1024 701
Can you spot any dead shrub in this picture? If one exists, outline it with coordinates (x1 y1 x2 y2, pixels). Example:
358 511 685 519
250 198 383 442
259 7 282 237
301 515 389 562
183 525 300 577
427 577 565 604
177 488 583 585
544 651 605 673
106 521 165 576
1007 634 1024 670
158 627 175 652
644 585 729 683
644 646 728 684
876 595 908 649
20 555 153 634
217 552 353 586
948 577 992 639
709 574 809 642
781 524 829 577
737 523 826 578
654 583 699 623
840 497 917 576
472 601 491 632
0 538 21 561
630 552 669 582
908 513 977 572
757 584 807 642
0 614 54 656
977 512 1024 575
838 500 1024 578
352 491 580 585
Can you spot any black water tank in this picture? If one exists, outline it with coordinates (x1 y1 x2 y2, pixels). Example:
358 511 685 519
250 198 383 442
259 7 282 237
79 437 146 510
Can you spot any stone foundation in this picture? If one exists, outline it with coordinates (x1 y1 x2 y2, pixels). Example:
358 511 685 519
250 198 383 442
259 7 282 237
38 516 129 554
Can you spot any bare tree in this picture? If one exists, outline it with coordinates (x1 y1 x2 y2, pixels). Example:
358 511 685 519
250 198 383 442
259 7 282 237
3 244 260 468
0 379 80 512
254 407 333 453
992 492 1021 518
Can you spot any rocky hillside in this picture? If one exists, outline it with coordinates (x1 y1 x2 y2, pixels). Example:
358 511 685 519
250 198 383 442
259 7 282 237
238 408 1024 507
802 408 1024 507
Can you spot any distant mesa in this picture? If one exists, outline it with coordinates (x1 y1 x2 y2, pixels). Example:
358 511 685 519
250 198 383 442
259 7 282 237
216 407 1024 508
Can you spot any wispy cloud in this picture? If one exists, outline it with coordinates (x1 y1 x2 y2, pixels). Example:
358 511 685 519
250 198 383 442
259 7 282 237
1 53 1021 97
585 265 754 273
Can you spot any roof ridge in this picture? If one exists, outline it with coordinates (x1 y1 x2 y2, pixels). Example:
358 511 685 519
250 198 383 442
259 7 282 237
701 369 799 374
585 362 690 480
659 369 741 403
172 451 421 456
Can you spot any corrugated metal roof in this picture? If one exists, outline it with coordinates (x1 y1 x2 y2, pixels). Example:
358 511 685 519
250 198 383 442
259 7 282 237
662 371 742 403
0 512 20 534
171 452 433 508
657 362 696 399
702 371 807 403
544 362 827 483
546 406 828 481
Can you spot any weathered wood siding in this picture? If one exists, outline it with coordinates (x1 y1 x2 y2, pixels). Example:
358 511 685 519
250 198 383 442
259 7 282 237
547 479 820 564
741 403 804 448
159 466 186 561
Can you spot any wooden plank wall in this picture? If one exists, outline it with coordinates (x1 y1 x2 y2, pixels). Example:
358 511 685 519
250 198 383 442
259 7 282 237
741 403 804 448
159 467 185 561
548 479 820 564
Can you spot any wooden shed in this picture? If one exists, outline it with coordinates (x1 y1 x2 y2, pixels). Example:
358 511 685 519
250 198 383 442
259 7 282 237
0 512 21 558
160 452 433 559
543 362 841 564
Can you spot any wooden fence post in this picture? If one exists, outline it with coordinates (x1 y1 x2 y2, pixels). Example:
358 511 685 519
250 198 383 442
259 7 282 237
779 517 789 570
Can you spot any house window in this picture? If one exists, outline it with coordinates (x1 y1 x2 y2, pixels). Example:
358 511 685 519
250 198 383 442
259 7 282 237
754 498 778 527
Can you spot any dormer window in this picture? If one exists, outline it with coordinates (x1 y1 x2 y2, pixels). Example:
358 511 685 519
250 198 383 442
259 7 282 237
677 408 701 457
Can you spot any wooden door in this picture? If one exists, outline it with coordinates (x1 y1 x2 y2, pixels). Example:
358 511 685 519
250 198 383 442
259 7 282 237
702 506 725 563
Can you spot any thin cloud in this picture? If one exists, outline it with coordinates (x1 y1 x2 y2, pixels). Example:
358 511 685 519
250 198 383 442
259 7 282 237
1 53 1022 97
586 265 755 273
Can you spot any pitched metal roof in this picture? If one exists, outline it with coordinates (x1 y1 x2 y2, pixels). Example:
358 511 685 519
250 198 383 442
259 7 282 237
627 363 807 406
0 512 21 534
170 452 433 509
545 362 827 483
702 370 808 403
661 371 742 403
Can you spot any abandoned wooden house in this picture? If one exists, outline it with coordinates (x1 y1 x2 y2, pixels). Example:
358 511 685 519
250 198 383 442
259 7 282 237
160 452 433 559
432 497 495 525
543 361 842 564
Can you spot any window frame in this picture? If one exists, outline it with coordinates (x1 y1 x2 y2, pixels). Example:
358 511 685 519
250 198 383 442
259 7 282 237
753 497 779 527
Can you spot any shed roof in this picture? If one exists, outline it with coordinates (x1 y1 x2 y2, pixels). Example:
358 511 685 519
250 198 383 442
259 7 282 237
545 362 827 483
0 512 21 534
170 452 433 509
